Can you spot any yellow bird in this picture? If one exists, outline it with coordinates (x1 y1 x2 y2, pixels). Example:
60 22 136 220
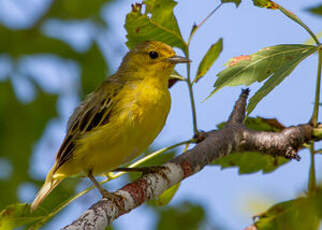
31 41 190 211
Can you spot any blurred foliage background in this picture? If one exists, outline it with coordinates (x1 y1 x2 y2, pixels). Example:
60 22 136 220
0 0 216 229
0 0 321 229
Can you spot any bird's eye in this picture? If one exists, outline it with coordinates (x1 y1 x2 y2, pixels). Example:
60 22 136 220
149 51 159 59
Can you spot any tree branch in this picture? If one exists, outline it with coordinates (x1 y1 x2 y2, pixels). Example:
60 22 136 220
63 89 314 230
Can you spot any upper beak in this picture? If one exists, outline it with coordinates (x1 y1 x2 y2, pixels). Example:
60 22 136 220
167 55 191 64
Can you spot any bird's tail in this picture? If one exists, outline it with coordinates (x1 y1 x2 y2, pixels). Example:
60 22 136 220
30 166 63 212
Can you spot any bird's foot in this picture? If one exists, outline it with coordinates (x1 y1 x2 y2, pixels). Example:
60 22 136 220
113 166 166 175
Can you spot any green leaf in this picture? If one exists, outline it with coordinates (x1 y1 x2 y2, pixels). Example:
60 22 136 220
194 38 223 83
212 152 289 174
208 44 317 105
169 71 185 88
307 4 322 16
0 81 58 210
217 116 285 132
247 46 317 114
0 26 80 59
252 0 279 9
170 70 185 81
79 42 108 95
221 0 241 7
254 188 322 230
245 117 285 131
44 0 111 20
125 1 186 51
149 183 180 206
0 203 43 229
213 117 288 174
155 202 205 230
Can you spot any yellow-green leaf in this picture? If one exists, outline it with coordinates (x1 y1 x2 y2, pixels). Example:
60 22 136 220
212 152 289 174
207 45 317 110
247 46 317 114
221 0 241 7
255 188 322 230
252 0 279 9
79 42 108 95
44 0 110 21
0 203 43 229
0 81 58 210
0 26 80 59
304 31 322 45
194 38 223 83
170 71 185 81
307 4 322 16
156 202 206 230
149 183 180 206
125 0 186 51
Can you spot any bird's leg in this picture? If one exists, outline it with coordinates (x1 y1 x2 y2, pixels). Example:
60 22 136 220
113 166 166 175
87 171 120 201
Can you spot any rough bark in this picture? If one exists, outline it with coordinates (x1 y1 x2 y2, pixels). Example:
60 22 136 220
63 89 314 230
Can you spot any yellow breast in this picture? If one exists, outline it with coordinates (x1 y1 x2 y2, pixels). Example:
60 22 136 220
57 77 171 177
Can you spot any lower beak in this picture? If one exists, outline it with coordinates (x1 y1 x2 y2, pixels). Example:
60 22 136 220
167 55 191 64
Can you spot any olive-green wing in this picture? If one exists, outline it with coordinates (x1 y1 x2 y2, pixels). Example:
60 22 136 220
54 78 124 172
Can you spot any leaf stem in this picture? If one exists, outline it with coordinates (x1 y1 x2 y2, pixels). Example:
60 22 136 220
308 142 316 195
184 47 199 134
278 5 320 46
312 47 322 127
187 3 223 45
184 3 223 134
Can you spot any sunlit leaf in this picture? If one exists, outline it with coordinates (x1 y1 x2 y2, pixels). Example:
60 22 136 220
79 42 108 95
217 117 285 131
252 0 278 9
194 38 223 83
170 71 185 81
125 0 186 51
155 201 205 230
149 183 180 206
254 188 322 230
27 180 80 230
44 0 111 21
307 4 322 16
0 26 80 59
0 81 58 209
221 0 241 7
214 44 316 90
168 71 185 88
0 203 42 229
208 45 317 111
304 32 322 45
247 46 316 114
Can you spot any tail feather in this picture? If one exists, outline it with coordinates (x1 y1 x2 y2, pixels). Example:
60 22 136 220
30 167 63 212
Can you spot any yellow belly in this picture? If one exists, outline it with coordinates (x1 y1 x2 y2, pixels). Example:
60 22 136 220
55 79 170 177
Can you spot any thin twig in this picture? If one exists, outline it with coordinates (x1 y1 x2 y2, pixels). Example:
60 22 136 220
184 3 223 134
63 90 314 230
312 47 322 127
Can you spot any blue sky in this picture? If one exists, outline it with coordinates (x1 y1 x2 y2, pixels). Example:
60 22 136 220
1 0 321 229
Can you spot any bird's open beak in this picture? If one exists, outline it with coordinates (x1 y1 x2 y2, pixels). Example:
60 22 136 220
167 55 191 64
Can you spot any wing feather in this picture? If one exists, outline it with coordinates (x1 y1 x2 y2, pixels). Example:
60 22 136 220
54 77 124 172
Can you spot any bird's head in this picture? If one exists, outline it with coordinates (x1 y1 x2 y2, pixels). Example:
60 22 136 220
117 41 190 79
